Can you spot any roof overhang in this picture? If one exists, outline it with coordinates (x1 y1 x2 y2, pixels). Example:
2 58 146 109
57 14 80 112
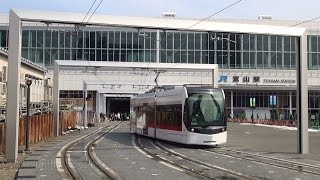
102 94 135 98
55 60 218 72
12 9 306 36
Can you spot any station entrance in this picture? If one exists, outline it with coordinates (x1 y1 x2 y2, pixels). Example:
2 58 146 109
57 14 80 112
106 97 130 114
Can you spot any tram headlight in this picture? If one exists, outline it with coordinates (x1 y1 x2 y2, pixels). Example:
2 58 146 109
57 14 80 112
221 128 225 132
191 128 194 132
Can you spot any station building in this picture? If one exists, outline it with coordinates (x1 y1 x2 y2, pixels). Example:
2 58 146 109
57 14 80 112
0 12 318 119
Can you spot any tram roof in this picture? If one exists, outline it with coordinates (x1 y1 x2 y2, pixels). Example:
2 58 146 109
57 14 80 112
12 9 305 36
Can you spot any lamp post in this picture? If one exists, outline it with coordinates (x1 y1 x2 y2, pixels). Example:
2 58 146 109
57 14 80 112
25 78 32 152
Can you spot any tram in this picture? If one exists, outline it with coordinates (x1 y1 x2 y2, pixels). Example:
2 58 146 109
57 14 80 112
130 85 227 146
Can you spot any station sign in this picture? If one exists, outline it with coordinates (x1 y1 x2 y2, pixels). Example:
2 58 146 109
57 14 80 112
217 74 296 85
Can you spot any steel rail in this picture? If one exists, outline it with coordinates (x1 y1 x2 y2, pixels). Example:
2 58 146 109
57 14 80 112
203 148 320 176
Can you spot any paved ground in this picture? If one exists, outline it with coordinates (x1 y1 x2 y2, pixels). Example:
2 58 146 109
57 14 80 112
0 153 27 180
94 122 195 180
2 121 112 180
227 122 320 162
1 121 319 180
0 136 52 180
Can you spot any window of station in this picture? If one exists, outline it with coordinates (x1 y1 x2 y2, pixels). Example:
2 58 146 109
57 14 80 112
59 90 94 99
0 30 8 48
309 91 320 109
230 91 296 109
0 28 307 70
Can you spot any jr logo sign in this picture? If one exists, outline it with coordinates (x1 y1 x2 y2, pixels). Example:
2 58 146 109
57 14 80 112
218 76 228 83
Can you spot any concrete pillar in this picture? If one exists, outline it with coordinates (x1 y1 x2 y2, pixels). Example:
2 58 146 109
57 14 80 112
53 61 60 136
83 82 88 128
100 93 106 114
96 91 100 123
6 10 21 162
212 68 219 88
297 31 309 154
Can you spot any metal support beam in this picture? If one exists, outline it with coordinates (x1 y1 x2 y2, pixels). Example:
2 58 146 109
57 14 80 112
53 61 60 136
230 91 234 119
99 93 105 114
297 31 309 154
289 91 292 115
6 10 21 162
83 82 88 128
156 30 160 63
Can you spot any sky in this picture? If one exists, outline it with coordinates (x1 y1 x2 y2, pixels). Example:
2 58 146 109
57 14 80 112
0 0 319 21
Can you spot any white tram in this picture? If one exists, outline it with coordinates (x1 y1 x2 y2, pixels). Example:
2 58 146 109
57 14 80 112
130 85 227 146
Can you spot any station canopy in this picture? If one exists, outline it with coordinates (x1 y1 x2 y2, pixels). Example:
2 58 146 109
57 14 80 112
13 9 305 36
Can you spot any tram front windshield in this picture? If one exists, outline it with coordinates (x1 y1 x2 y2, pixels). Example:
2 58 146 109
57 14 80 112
188 91 225 127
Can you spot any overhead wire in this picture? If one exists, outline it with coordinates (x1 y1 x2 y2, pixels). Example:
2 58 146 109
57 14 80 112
83 0 105 28
80 0 98 25
234 14 320 75
83 0 245 91
161 0 244 86
138 0 245 88
79 0 111 89
216 14 320 88
186 0 244 30
75 0 104 47
164 0 244 66
240 15 320 45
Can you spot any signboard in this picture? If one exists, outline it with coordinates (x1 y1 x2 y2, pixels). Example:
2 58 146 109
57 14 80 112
220 74 296 85
218 75 228 83
263 79 295 84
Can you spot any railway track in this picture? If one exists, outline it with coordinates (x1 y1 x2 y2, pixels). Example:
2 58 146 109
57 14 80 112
201 147 320 177
135 135 256 180
59 121 123 180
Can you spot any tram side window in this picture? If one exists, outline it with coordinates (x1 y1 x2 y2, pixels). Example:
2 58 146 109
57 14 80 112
145 105 154 128
166 106 173 129
161 106 173 129
156 105 181 130
173 105 182 131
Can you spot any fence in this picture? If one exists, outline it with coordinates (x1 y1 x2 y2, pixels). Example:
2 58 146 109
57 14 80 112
72 110 96 127
228 118 297 127
0 111 82 154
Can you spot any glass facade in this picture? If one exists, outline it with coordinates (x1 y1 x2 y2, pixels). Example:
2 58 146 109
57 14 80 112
18 29 158 67
307 35 320 69
0 28 305 70
160 31 298 69
225 90 320 118
1 25 320 121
